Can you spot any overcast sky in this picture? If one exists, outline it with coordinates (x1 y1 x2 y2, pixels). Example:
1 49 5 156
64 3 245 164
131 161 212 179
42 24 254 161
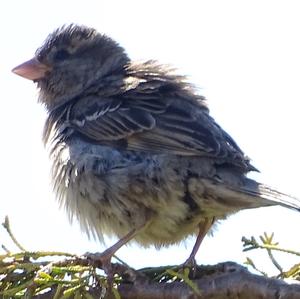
1 0 300 274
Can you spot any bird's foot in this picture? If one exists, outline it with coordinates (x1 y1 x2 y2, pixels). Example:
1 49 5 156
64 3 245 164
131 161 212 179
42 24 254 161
182 256 197 270
177 256 198 278
85 250 114 274
85 250 119 296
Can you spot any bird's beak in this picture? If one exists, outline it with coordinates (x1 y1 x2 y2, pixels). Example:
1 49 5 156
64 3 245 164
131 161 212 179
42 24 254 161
12 58 52 81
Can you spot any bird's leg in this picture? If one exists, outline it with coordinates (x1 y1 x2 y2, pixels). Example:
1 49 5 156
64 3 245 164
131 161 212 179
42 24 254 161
100 228 140 264
183 217 215 268
86 220 150 273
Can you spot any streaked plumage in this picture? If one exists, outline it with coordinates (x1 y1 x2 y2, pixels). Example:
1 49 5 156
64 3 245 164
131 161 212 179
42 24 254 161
12 25 300 262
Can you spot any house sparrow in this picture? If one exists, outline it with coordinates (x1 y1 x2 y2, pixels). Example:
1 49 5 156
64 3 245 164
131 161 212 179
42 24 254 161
12 24 300 266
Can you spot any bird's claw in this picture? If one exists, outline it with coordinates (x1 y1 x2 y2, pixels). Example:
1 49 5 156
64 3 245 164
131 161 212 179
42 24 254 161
84 251 113 273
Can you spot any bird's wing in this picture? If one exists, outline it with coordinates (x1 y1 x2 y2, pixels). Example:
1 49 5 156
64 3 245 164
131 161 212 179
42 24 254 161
70 96 155 140
69 93 250 168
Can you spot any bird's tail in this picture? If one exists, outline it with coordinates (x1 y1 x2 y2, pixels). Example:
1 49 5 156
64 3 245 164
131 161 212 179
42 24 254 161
201 177 300 213
240 178 300 211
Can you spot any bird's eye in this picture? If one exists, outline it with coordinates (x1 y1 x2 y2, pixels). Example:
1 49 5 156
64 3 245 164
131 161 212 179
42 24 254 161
54 49 70 61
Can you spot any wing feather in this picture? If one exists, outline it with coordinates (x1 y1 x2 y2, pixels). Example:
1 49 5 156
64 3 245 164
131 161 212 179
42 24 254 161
69 93 251 170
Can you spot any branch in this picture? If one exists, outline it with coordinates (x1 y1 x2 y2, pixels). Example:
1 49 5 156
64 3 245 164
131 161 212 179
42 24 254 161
2 262 299 299
1 219 300 298
118 262 300 299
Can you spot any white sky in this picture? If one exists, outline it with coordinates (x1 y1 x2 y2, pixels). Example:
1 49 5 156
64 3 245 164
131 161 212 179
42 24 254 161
1 0 300 274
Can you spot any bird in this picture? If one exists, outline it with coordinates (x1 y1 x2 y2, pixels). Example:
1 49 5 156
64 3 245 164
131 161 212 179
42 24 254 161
12 24 300 268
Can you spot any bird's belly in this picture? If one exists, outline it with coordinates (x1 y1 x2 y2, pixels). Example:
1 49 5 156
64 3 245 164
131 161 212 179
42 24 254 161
51 140 220 247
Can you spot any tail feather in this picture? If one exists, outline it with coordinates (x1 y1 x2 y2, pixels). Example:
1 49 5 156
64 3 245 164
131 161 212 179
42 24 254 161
241 178 300 212
201 177 300 213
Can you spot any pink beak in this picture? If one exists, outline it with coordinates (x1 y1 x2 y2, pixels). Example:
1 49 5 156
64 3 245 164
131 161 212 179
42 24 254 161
12 58 51 81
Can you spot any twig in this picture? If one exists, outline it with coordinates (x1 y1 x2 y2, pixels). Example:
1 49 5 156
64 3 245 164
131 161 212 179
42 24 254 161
267 249 283 274
2 216 26 252
244 257 268 276
242 234 300 257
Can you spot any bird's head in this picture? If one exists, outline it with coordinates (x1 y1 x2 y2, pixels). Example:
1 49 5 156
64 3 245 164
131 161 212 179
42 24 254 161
12 24 129 110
